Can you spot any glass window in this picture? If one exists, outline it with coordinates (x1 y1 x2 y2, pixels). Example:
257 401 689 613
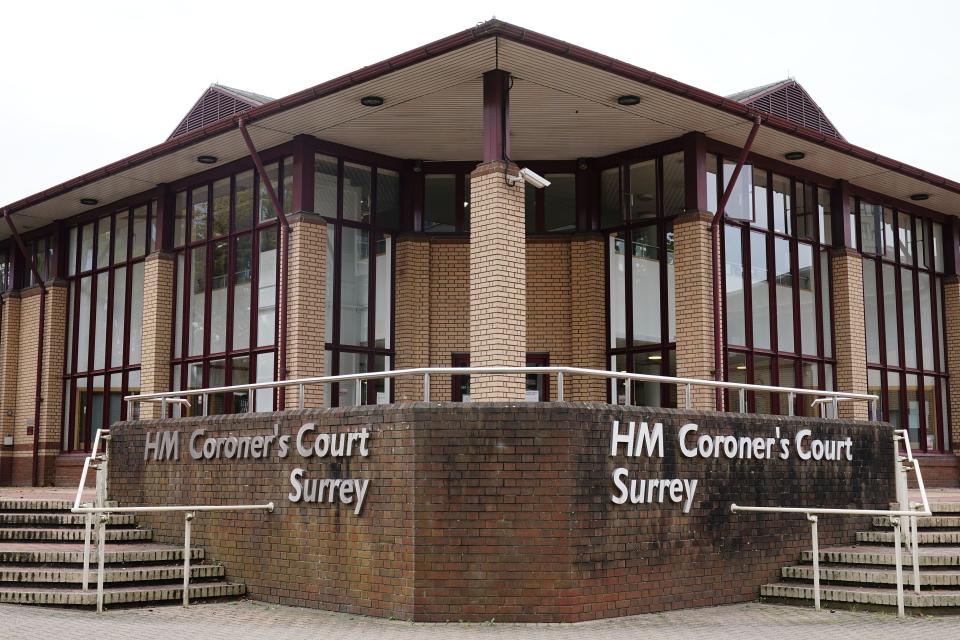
343 163 372 223
600 167 621 227
609 233 626 348
932 222 944 272
188 247 206 356
863 259 880 363
662 152 684 217
820 250 832 357
918 273 934 370
233 234 253 350
774 237 794 352
174 191 187 247
258 162 279 222
797 184 815 241
705 154 718 214
96 219 111 269
722 160 752 221
113 212 129 264
882 207 896 259
377 169 401 229
860 202 881 255
257 228 277 347
235 170 255 231
725 225 746 346
749 231 770 350
210 240 229 353
110 267 126 368
901 267 917 369
898 213 913 263
882 263 899 366
131 206 148 259
212 178 231 237
339 227 369 347
771 174 791 234
374 234 392 349
631 226 660 345
424 174 456 232
191 186 208 242
666 225 676 342
817 187 832 245
628 160 656 220
93 272 108 370
314 155 338 219
797 244 817 356
544 174 575 232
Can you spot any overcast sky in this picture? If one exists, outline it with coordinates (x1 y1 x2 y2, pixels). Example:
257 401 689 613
2 0 957 206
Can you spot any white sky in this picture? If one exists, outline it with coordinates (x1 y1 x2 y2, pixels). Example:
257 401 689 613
1 0 957 206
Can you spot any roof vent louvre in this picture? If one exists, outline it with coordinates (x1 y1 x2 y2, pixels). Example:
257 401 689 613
168 84 273 140
727 79 844 142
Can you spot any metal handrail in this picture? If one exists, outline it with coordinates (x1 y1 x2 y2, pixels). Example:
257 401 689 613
731 429 931 618
124 365 880 419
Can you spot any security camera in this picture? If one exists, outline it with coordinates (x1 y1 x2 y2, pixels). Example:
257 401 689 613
507 167 551 189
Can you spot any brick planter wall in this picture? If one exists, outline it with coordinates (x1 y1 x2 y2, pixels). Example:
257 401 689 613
110 403 893 622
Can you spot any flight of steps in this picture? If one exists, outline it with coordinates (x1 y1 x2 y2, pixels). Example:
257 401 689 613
0 497 244 608
762 501 960 612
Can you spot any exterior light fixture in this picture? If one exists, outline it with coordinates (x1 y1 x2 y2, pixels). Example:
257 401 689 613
736 365 747 370
617 95 641 106
784 151 805 161
910 193 930 201
412 160 423 174
197 155 218 164
360 95 384 107
577 157 589 171
80 198 98 206
647 355 662 361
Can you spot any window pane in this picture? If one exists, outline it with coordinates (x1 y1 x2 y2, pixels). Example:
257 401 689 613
129 262 143 365
917 220 929 270
609 233 626 348
186 362 204 417
725 225 746 346
113 212 129 264
254 352 275 412
188 247 206 356
230 356 251 413
210 240 228 353
936 276 945 367
868 369 882 422
666 225 675 342
600 167 621 227
898 213 913 263
798 243 816 356
174 191 187 247
131 206 148 259
81 224 94 272
463 174 471 231
798 362 819 417
174 254 184 359
212 178 231 237
797 184 815 241
377 169 401 229
901 267 917 369
94 272 109 370
338 352 366 406
933 222 944 272
722 160 752 221
750 232 770 350
863 259 880 363
314 155 338 219
233 234 252 350
424 174 455 232
77 276 91 372
817 187 832 245
96 218 111 269
771 174 791 234
326 230 334 343
282 156 294 215
208 359 227 415
110 267 126 368
777 357 796 415
906 373 920 446
632 352 664 407
544 174 575 232
753 354 773 414
235 170 254 231
887 372 902 430
372 355 391 405
860 202 881 254
258 162 279 222
375 234 392 349
882 263 899 366
774 237 794 352
343 163 371 223
662 152 684 217
66 285 74 374
628 160 656 220
632 226 660 345
882 207 896 259
339 227 369 346
705 154 718 214
919 273 934 370
923 376 937 450
751 169 767 228
257 228 277 347
727 351 747 412
820 250 832 357
191 186 208 242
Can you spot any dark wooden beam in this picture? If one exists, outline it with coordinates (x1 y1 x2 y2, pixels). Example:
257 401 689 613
482 70 511 163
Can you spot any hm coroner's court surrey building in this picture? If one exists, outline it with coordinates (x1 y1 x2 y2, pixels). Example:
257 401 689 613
0 19 958 620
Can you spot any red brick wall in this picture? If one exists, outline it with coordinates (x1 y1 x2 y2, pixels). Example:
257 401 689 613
110 404 893 622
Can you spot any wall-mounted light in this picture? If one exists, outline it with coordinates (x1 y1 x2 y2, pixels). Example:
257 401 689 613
647 354 662 361
577 157 589 171
360 95 384 107
910 193 930 201
617 95 641 106
80 198 98 206
412 160 423 174
784 151 805 161
197 155 218 164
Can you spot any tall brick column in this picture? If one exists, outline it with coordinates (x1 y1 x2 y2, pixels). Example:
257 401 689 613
942 277 960 449
469 161 526 401
139 252 175 419
831 248 869 420
673 211 717 410
570 235 607 401
0 293 21 484
282 213 327 408
394 236 430 401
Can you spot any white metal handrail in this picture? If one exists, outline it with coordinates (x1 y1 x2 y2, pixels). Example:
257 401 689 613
124 366 880 420
71 428 273 613
731 429 930 618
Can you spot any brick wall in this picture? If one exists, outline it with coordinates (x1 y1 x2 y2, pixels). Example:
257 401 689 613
831 249 869 420
526 238 571 368
394 236 430 401
140 253 175 419
944 277 960 450
111 403 892 622
428 240 470 401
569 235 607 401
0 293 20 484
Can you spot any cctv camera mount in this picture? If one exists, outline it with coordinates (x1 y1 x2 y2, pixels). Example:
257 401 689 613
505 167 551 190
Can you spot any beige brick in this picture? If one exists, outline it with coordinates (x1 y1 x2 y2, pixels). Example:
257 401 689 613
943 277 960 448
831 248 869 420
139 252 175 419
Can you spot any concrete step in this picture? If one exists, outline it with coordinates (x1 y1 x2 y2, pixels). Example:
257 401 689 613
0 542 203 565
859 530 960 544
782 564 960 587
0 513 136 527
761 582 960 608
873 516 960 529
0 500 118 512
0 528 151 542
801 545 960 567
0 563 225 584
892 502 960 514
0 581 245 607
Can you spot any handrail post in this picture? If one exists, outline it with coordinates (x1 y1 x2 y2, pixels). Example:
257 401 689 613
355 379 363 406
423 372 430 402
911 511 921 595
623 373 631 406
892 515 905 618
81 510 93 591
831 396 839 419
202 393 209 417
787 392 795 417
160 397 167 419
183 512 194 607
557 372 564 401
96 513 107 613
738 388 746 413
684 383 692 410
298 384 305 410
807 514 820 612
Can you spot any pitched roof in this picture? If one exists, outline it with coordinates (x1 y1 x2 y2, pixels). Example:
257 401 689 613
168 84 274 140
728 79 845 141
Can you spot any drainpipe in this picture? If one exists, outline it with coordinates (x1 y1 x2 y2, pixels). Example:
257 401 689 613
711 114 762 411
2 208 48 486
238 119 291 410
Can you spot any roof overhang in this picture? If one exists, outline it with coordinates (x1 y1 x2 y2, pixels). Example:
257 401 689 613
4 19 958 241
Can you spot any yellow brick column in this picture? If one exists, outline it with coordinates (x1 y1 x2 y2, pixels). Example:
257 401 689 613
570 235 607 401
37 282 68 485
942 277 960 448
139 252 175 420
673 211 717 410
0 293 21 483
282 213 327 408
831 248 869 420
394 236 430 401
469 161 526 401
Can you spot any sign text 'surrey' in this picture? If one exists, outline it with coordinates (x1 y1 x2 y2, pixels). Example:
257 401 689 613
143 424 372 515
609 420 855 514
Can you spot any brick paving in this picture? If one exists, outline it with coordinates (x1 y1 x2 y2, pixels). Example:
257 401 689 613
1 601 959 639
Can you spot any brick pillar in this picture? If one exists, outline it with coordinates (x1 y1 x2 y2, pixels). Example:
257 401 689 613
831 248 869 420
0 293 21 484
37 283 67 485
570 235 607 401
282 213 327 408
943 277 960 448
469 161 526 401
139 252 175 419
673 211 717 410
395 236 430 401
